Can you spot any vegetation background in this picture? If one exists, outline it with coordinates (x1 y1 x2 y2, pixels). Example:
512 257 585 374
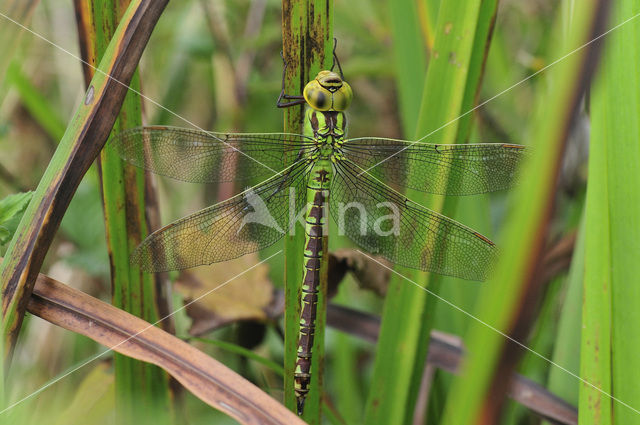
0 0 637 424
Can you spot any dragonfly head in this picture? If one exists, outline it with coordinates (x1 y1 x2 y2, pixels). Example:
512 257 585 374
304 70 353 112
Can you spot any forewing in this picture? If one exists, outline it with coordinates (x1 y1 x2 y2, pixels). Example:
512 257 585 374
133 161 312 272
342 138 526 195
331 160 497 281
110 126 314 183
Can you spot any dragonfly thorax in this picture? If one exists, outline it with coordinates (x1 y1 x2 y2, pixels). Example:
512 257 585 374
306 108 346 139
305 108 347 162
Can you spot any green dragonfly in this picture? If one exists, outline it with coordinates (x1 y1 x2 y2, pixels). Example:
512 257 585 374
110 54 525 415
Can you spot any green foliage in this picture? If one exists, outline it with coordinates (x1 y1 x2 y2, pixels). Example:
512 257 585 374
0 191 33 246
442 0 606 423
387 0 426 137
87 0 172 422
546 213 584 412
582 0 640 423
364 1 496 423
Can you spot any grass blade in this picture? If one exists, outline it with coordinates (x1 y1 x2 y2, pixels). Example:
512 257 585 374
387 0 426 137
328 303 578 423
5 61 66 141
545 214 585 413
580 123 611 424
0 0 38 89
282 0 333 421
282 0 307 415
441 1 610 423
0 192 33 246
77 0 172 422
190 337 285 376
581 1 640 422
364 1 495 423
0 0 168 362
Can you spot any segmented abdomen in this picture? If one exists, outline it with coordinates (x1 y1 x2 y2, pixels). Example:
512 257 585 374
294 161 331 415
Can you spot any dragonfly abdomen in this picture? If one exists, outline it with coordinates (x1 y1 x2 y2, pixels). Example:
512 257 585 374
294 160 331 415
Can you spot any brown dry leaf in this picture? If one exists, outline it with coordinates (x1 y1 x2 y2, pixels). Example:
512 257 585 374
28 273 304 425
175 253 278 336
329 249 391 297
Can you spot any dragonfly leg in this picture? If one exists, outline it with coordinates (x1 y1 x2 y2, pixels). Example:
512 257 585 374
277 51 306 108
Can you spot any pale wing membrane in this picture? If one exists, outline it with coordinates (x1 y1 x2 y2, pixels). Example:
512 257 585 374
331 160 496 281
341 138 526 195
133 160 312 272
110 126 314 183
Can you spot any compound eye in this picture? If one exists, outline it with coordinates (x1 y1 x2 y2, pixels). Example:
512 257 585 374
303 80 332 111
331 81 353 111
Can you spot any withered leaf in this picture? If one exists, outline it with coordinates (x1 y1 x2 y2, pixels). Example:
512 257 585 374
175 253 278 335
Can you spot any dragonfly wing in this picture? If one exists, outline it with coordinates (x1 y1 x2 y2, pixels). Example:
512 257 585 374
331 160 497 281
133 160 312 272
110 126 314 183
342 138 526 195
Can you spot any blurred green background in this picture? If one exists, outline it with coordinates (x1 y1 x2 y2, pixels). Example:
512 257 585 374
0 0 630 424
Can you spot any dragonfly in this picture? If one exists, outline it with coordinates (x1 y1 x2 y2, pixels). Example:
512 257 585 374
110 50 525 415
